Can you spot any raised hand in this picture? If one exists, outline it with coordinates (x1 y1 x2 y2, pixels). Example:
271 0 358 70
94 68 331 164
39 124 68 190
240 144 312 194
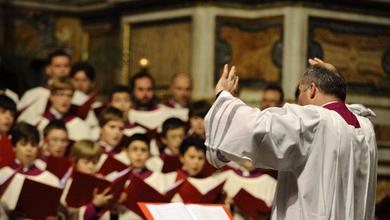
215 64 239 96
308 57 337 71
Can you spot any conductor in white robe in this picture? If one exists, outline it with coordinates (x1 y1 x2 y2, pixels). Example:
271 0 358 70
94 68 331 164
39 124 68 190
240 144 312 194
205 58 377 220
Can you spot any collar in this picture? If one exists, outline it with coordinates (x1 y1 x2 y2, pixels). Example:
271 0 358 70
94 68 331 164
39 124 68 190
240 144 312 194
13 159 39 174
164 147 176 156
323 101 361 128
321 100 339 107
99 140 116 154
49 107 64 119
164 99 187 109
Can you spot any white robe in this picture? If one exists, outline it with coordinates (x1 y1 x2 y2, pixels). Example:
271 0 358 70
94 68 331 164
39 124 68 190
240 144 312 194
71 90 101 141
128 105 188 130
2 89 19 104
18 87 50 111
205 91 377 220
37 117 92 142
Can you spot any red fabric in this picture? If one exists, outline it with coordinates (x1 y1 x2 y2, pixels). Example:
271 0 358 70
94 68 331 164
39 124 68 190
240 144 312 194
233 188 271 219
160 153 182 173
97 156 128 176
323 102 360 128
74 90 99 120
178 179 225 203
0 135 15 168
15 178 63 219
124 175 183 217
10 161 43 176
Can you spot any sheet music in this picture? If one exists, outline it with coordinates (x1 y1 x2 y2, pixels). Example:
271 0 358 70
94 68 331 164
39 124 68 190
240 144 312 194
186 204 231 220
146 203 193 220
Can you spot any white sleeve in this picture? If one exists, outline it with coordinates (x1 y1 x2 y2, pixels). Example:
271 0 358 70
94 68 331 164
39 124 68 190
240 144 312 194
205 91 321 171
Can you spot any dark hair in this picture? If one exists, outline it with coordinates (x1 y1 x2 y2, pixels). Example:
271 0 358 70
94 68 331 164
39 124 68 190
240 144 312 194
70 62 96 81
188 100 211 118
123 133 150 150
11 122 40 146
43 119 67 137
98 106 124 127
129 72 155 94
109 85 130 102
0 95 16 113
179 136 206 156
48 49 71 64
301 65 346 101
161 117 186 137
264 84 284 103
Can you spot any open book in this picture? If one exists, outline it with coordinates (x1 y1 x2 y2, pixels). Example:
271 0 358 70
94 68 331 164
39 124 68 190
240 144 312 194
65 168 130 207
138 202 233 220
0 171 63 219
124 175 184 217
97 155 128 176
179 178 225 203
45 155 72 179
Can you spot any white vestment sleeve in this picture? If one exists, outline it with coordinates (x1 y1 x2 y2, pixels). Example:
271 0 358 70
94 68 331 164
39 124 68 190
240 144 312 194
205 91 321 171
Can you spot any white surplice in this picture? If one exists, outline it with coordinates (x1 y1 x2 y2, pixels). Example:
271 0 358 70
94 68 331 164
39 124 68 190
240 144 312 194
205 91 377 220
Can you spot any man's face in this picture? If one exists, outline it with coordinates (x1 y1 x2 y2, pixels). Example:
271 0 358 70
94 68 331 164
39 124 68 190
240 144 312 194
50 89 73 114
45 128 68 157
126 140 150 169
48 56 71 78
72 71 93 94
100 120 124 147
0 107 14 135
14 139 38 167
162 127 186 155
260 90 282 110
133 77 154 105
110 92 131 114
180 146 205 177
171 75 192 107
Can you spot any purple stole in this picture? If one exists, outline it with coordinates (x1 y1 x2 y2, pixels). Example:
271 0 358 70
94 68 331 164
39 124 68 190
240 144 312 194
42 103 76 123
11 161 43 176
323 102 360 128
100 144 121 156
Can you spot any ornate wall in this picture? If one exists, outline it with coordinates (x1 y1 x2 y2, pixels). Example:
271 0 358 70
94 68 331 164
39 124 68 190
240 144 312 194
215 16 283 87
128 18 191 88
120 5 390 180
308 18 390 95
